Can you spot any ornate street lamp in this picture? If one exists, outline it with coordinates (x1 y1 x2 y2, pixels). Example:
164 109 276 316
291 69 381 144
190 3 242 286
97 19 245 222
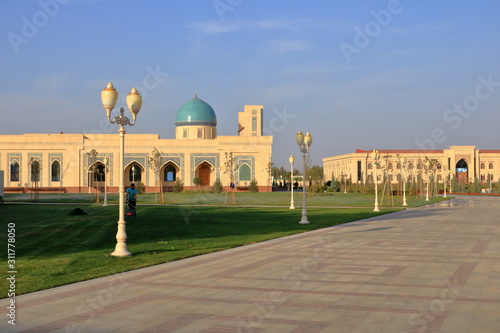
296 131 312 224
372 150 380 212
397 155 408 207
103 157 108 207
425 160 430 201
289 155 295 209
443 165 448 198
101 83 142 257
401 157 408 206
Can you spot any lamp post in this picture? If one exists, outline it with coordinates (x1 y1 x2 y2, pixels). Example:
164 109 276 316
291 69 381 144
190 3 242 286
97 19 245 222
372 150 380 212
101 83 142 257
401 156 408 206
289 155 295 209
425 160 430 201
443 165 448 198
296 131 312 224
103 157 108 207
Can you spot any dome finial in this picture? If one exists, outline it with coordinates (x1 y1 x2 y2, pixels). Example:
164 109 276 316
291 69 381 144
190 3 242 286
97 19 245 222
194 91 198 99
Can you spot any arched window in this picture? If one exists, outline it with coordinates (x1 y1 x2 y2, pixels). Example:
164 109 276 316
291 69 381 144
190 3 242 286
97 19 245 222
239 164 251 181
129 164 141 181
51 160 61 182
183 129 188 138
408 163 414 170
388 163 393 170
10 161 19 182
94 164 105 182
367 163 372 169
417 163 422 169
197 128 203 138
31 160 40 182
480 163 485 169
396 163 401 169
164 164 176 181
489 163 494 169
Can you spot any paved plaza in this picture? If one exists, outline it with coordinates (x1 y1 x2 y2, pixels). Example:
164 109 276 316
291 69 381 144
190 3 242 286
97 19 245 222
2 196 500 333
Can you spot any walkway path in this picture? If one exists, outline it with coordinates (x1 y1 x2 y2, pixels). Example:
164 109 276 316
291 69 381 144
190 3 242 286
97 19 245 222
2 196 500 332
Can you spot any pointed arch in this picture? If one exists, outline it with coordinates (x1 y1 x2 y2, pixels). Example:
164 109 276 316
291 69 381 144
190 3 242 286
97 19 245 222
238 163 251 182
94 163 106 182
10 160 20 182
195 161 212 186
30 160 40 182
51 160 61 182
163 162 179 182
456 159 468 183
126 162 143 182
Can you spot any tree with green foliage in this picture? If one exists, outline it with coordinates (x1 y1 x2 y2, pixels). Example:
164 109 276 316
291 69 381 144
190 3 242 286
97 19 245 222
249 179 259 192
173 179 184 193
471 177 480 193
193 177 202 189
212 178 224 193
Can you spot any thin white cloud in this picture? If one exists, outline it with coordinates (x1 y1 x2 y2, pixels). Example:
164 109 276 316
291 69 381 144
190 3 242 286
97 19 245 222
185 20 243 34
267 40 314 53
186 17 318 35
34 73 70 94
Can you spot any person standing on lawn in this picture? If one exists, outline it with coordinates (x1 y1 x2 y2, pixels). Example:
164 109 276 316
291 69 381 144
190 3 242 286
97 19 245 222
126 183 139 217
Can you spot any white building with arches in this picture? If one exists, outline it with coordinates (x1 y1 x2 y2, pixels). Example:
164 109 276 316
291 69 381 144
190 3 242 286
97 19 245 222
323 146 500 185
1 95 273 193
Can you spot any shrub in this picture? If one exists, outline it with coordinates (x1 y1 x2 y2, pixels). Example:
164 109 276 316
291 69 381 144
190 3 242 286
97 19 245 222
135 181 146 194
249 179 259 192
193 177 202 188
212 178 224 193
173 179 184 193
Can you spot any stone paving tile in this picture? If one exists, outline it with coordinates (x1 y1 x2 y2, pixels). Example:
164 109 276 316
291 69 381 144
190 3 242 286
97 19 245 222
3 196 500 332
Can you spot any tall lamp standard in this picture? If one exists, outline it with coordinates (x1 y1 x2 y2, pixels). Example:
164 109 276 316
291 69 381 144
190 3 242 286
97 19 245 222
296 131 312 224
103 157 109 207
372 150 380 212
101 83 142 257
443 165 448 198
399 156 408 206
289 155 295 209
425 160 430 201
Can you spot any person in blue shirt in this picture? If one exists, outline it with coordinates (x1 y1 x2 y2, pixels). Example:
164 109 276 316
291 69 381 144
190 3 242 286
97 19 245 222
126 183 139 217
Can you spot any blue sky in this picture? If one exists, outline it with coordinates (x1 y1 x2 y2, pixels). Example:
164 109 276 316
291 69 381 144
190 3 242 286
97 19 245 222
2 0 500 168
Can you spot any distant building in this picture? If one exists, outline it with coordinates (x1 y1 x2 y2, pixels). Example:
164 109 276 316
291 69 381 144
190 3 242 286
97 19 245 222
1 95 273 193
323 146 500 184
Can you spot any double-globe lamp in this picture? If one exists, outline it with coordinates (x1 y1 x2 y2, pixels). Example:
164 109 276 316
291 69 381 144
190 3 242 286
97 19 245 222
296 131 312 224
101 83 142 257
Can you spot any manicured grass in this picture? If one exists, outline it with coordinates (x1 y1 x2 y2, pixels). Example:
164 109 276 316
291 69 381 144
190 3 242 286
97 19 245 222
4 191 450 207
0 203 401 296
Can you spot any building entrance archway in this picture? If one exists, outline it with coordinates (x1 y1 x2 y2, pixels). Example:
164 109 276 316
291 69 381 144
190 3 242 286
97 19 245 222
197 162 211 186
456 159 468 183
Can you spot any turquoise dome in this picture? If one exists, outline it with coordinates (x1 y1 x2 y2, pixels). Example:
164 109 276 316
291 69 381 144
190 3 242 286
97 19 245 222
175 94 217 127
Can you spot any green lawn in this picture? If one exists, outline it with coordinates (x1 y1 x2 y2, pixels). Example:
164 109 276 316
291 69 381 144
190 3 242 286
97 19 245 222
3 191 450 207
0 203 400 296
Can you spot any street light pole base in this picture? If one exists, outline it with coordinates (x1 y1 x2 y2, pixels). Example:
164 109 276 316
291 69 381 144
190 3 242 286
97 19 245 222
111 244 131 257
299 209 310 224
289 204 295 209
